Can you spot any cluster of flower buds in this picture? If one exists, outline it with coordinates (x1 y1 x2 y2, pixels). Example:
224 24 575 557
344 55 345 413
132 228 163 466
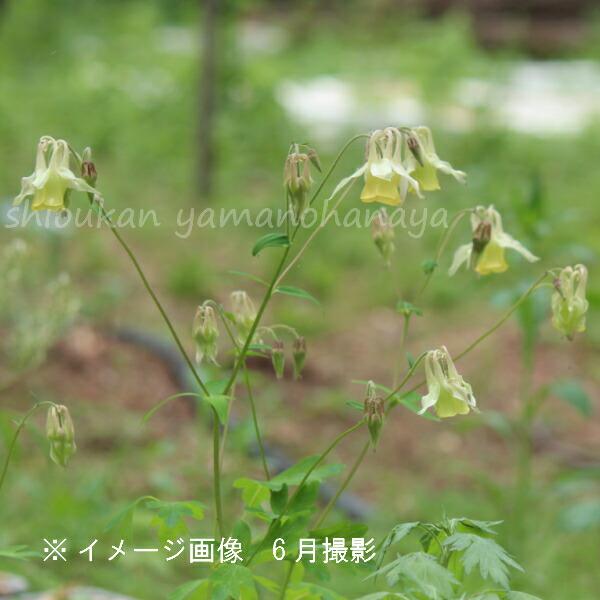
14 136 98 212
450 205 538 276
193 303 219 365
364 381 385 447
371 209 395 266
269 336 307 380
46 404 76 467
329 126 465 208
230 291 258 344
284 144 320 219
420 347 476 418
551 265 589 340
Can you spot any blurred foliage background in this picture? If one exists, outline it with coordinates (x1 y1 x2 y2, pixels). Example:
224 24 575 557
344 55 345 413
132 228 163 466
0 0 598 598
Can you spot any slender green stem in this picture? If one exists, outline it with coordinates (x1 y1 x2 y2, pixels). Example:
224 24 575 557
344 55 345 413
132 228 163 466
95 202 210 396
392 313 411 388
399 271 550 398
274 181 355 288
313 438 370 529
0 402 54 496
308 134 367 208
243 362 271 480
383 352 428 406
212 410 224 537
279 561 295 600
419 208 471 296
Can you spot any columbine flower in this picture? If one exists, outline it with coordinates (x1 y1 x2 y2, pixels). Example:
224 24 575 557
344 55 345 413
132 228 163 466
551 265 589 340
420 347 476 418
192 304 219 365
449 205 539 276
404 126 466 191
328 126 465 207
14 136 97 212
231 290 257 343
46 404 76 467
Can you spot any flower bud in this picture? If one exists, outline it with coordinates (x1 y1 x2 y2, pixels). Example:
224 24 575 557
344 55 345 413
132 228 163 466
81 147 97 186
551 264 589 340
192 304 219 364
364 381 385 447
371 209 395 266
271 340 285 379
231 291 257 343
292 336 307 380
46 405 76 467
284 150 314 219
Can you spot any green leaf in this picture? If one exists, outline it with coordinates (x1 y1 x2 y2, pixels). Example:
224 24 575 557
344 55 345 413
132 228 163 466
371 552 457 599
309 521 368 541
270 484 289 515
104 495 156 533
443 533 523 588
356 594 411 600
168 579 210 600
210 564 257 600
275 285 320 305
252 233 289 256
228 270 268 286
0 545 38 560
551 379 592 417
376 521 420 570
392 391 440 422
449 518 502 536
234 478 270 508
142 392 202 423
267 455 344 490
204 394 231 425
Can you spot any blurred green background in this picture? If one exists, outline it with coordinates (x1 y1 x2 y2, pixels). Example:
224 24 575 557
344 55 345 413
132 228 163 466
0 0 598 598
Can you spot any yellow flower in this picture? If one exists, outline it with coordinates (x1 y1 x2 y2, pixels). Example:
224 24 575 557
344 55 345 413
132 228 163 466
327 128 421 207
420 347 476 418
551 265 589 340
14 137 97 212
405 126 466 192
449 205 538 276
192 304 220 365
46 404 76 467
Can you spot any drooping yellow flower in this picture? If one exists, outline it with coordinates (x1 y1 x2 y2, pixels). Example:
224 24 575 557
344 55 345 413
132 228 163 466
405 126 466 192
420 347 476 418
192 304 220 365
14 137 97 212
449 205 538 276
551 265 589 340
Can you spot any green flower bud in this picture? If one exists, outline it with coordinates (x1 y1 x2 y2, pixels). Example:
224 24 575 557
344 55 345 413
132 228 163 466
231 291 257 344
81 147 97 186
364 381 385 448
192 304 219 365
46 405 76 467
371 209 395 266
271 340 285 379
292 336 307 380
551 264 589 340
284 149 315 220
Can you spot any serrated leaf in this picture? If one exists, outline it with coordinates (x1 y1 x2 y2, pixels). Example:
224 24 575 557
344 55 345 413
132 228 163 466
275 285 320 305
376 522 420 570
252 233 289 256
551 379 592 417
443 533 522 588
372 552 457 599
234 478 270 509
